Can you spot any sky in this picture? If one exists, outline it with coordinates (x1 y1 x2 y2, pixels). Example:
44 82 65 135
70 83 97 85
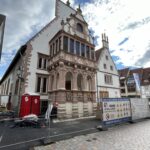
0 0 150 79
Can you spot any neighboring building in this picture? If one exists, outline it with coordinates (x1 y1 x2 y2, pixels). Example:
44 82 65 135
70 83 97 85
0 14 6 60
141 67 150 100
0 0 97 118
119 68 130 97
96 34 121 99
119 68 145 98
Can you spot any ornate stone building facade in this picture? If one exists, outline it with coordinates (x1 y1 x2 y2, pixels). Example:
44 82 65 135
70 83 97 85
47 8 97 118
0 0 97 118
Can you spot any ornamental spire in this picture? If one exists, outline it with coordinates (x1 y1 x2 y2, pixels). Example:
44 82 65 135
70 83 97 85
66 0 70 6
77 4 82 14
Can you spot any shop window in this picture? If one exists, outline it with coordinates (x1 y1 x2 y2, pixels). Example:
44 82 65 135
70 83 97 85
41 101 48 115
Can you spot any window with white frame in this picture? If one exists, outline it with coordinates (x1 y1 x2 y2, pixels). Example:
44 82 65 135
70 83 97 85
110 65 113 71
36 75 48 93
104 64 107 69
38 54 48 70
104 74 113 85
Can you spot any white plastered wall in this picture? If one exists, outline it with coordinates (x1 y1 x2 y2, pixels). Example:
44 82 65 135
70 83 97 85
25 0 77 100
97 47 121 98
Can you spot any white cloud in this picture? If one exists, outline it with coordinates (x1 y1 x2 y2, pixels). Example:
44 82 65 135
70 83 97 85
0 0 150 78
81 0 150 68
0 0 55 77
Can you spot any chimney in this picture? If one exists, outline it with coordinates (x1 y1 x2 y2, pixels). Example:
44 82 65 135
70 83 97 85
102 33 109 49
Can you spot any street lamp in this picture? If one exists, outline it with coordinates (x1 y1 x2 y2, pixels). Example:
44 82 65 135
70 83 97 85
17 66 24 116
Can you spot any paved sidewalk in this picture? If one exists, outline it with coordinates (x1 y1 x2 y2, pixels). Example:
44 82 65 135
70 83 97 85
34 119 150 150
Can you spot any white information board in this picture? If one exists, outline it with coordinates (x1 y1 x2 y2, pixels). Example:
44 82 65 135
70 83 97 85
130 98 150 120
102 98 131 125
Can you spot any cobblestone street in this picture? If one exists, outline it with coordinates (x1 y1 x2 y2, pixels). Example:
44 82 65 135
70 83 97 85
34 120 150 150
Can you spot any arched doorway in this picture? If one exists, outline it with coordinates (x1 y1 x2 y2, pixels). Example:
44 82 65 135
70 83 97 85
65 72 72 90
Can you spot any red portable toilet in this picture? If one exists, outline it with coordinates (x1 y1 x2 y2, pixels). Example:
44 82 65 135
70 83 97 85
19 92 40 117
31 96 40 116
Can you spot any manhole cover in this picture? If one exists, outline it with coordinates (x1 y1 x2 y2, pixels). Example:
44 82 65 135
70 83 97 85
86 139 91 142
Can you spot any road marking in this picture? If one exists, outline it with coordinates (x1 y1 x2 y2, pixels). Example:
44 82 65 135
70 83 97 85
0 127 96 149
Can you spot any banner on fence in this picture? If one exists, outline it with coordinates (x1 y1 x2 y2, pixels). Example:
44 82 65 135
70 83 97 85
130 98 150 120
102 98 131 125
133 73 141 92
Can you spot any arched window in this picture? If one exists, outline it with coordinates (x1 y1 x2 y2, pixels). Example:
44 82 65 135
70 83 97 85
56 73 59 89
51 75 54 90
87 76 92 91
65 72 72 90
77 74 83 91
14 79 19 95
77 23 83 33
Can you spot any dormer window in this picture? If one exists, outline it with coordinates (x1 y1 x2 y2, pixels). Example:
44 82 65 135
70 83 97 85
77 23 83 33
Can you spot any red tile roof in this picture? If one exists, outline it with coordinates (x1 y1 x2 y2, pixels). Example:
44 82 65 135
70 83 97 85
141 67 150 86
118 68 129 78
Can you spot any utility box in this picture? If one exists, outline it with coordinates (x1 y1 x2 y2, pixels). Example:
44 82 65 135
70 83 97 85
19 93 40 117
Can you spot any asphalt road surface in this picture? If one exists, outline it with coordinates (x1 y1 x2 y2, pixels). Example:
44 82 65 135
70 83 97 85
0 118 100 150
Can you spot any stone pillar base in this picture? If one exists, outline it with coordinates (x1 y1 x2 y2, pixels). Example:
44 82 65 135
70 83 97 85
57 102 97 119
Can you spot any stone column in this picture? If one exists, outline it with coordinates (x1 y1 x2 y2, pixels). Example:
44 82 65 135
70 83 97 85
83 73 87 91
40 78 44 93
61 36 63 50
68 37 70 53
91 74 96 91
74 40 76 54
48 75 51 91
58 62 66 90
53 71 57 90
72 66 78 91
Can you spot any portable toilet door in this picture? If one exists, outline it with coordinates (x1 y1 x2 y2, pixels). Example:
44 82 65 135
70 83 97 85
31 96 40 116
19 95 32 117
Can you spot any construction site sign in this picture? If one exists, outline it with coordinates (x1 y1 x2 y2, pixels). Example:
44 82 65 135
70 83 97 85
102 98 131 125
